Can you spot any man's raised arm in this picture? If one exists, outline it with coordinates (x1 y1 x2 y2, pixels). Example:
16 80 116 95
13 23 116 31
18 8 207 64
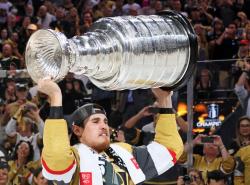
152 88 183 160
38 78 76 183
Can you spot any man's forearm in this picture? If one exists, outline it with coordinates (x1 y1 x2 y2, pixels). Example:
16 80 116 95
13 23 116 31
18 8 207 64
50 92 62 107
154 114 183 160
42 107 75 174
153 90 183 159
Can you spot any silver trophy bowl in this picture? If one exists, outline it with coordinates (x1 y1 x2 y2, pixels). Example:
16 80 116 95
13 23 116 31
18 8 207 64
25 11 197 90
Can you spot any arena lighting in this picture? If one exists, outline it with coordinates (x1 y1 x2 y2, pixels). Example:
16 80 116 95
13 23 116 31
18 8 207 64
219 115 225 121
177 102 188 116
194 103 207 113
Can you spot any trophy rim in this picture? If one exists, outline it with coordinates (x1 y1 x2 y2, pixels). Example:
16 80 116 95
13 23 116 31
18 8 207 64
157 10 198 90
25 29 70 83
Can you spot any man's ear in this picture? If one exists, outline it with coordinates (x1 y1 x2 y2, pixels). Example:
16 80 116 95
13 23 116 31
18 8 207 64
72 124 83 137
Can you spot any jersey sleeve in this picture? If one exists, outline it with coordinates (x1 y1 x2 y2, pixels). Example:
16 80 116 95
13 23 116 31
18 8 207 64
41 119 77 183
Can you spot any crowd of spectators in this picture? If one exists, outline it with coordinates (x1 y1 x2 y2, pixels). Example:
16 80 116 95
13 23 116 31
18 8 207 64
0 0 249 184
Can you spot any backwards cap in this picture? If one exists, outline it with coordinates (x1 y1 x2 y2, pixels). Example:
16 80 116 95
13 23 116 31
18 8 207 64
70 103 106 126
0 150 9 170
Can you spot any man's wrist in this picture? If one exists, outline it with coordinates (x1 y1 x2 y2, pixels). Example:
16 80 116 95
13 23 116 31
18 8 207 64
49 107 63 119
50 93 62 106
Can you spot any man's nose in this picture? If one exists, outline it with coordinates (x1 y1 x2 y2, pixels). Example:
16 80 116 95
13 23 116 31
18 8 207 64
99 121 108 129
100 121 107 127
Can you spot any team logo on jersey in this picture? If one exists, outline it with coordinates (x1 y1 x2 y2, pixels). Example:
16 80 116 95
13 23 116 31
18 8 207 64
80 172 92 185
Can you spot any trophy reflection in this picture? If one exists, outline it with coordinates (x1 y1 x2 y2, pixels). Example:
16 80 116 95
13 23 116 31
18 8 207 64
25 11 197 90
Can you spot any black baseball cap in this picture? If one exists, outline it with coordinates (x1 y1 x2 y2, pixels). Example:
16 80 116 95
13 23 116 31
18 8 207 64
0 151 9 170
70 103 106 126
0 157 9 170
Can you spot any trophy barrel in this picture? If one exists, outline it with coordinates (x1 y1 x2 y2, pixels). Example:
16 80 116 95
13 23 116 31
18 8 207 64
25 11 197 90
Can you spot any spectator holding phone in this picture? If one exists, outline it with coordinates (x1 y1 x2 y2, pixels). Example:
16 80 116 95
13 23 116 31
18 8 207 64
5 102 44 161
177 168 205 185
231 40 250 85
8 140 37 185
123 103 188 145
3 83 32 124
178 134 235 183
211 22 239 88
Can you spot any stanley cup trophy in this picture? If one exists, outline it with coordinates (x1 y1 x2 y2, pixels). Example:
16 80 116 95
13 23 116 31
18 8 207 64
25 11 197 90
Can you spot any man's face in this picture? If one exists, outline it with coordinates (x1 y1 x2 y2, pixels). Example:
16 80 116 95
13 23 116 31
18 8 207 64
227 24 237 35
79 114 110 152
172 0 182 11
0 29 7 39
0 168 8 185
38 6 47 18
34 171 48 185
83 13 92 25
2 44 12 57
208 179 226 185
25 4 33 16
56 8 65 19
